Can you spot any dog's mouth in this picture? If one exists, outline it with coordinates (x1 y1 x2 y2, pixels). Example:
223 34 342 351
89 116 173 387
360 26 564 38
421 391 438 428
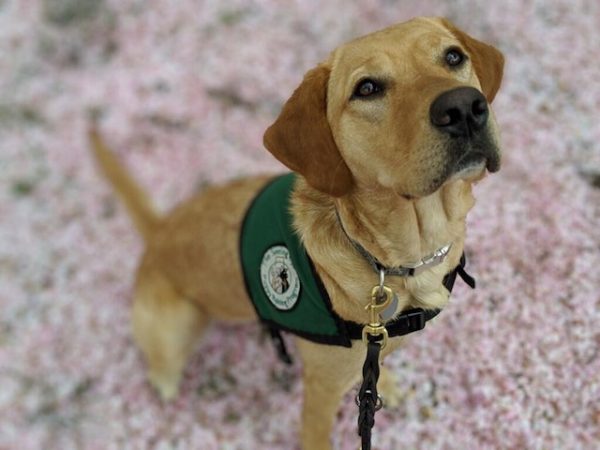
396 135 500 199
451 152 487 181
448 134 501 180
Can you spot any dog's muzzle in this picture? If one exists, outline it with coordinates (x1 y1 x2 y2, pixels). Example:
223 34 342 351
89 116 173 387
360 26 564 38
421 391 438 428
430 87 500 175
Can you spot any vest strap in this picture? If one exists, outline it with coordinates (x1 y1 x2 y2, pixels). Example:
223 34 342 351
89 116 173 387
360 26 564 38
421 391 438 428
343 307 438 341
342 253 474 340
267 254 476 363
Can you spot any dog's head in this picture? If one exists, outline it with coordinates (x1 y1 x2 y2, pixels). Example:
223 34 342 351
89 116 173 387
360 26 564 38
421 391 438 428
264 17 504 198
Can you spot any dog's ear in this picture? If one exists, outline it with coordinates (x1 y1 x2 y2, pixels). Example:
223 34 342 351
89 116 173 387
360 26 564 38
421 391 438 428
263 65 353 197
442 19 505 103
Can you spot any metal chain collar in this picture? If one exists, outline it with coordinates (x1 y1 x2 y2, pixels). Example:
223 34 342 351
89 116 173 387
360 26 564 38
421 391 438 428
335 208 452 277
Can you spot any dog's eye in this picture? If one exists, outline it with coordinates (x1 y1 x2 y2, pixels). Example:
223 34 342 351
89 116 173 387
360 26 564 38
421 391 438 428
352 79 384 99
445 48 465 67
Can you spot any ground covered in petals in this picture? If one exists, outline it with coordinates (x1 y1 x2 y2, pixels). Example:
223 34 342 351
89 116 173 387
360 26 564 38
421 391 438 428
1 1 599 449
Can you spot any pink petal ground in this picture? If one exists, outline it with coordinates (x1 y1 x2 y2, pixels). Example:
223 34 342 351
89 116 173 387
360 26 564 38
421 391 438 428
1 1 599 449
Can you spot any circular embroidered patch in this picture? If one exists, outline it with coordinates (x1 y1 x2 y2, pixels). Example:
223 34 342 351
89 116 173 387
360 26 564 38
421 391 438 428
260 245 301 311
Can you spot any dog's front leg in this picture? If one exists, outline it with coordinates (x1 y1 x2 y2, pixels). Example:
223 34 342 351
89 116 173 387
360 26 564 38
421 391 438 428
296 339 365 450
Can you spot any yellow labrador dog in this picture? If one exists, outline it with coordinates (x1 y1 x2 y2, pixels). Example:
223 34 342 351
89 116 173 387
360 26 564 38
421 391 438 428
91 17 503 450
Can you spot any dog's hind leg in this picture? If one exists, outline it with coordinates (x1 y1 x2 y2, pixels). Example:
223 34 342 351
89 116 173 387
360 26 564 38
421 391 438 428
132 269 208 401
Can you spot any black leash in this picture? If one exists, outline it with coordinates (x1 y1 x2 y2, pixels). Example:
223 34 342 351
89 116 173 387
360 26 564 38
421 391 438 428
354 256 476 449
356 336 384 450
262 255 477 450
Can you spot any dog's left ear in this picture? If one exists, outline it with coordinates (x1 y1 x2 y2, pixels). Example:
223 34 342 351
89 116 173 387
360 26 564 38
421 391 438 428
442 19 505 103
263 65 353 197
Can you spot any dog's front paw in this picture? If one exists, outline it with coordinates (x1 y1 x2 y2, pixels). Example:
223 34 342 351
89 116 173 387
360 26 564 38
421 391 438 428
148 370 180 401
378 367 406 409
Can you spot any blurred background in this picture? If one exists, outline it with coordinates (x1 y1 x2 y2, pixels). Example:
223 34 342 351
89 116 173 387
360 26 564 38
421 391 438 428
1 0 599 449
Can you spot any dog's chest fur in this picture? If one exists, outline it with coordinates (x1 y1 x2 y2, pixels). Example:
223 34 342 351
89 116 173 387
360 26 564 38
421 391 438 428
290 176 476 324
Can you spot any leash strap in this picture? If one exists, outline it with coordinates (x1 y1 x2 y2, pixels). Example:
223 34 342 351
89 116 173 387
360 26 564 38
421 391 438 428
262 254 477 449
357 337 383 450
354 257 476 449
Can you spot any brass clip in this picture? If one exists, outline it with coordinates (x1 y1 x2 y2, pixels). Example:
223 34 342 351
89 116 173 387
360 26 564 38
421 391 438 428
367 285 393 322
362 285 393 349
361 324 389 349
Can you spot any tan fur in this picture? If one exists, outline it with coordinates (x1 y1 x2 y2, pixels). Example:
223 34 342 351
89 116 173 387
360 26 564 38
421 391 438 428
90 128 159 239
91 17 503 450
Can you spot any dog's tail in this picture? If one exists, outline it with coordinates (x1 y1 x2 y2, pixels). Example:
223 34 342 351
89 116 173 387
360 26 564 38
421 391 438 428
89 126 160 240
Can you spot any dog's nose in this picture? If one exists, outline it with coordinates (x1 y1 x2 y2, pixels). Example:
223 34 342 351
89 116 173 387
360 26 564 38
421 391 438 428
430 87 489 137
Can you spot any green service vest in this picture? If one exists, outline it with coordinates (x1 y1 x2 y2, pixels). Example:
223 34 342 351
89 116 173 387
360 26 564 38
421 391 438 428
240 173 351 346
240 173 475 352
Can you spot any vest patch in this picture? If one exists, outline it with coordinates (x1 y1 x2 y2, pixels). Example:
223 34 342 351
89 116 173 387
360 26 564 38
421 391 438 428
260 245 301 311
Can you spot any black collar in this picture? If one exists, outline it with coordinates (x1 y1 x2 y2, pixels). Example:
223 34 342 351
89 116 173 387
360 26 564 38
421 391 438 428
267 253 476 364
343 253 476 341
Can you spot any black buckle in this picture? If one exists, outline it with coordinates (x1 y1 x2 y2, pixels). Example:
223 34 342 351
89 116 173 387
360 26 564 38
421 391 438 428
382 308 427 338
403 309 426 333
345 307 436 341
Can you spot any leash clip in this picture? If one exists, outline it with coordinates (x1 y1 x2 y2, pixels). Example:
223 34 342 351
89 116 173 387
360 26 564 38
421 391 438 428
362 275 393 349
357 270 393 450
361 324 389 349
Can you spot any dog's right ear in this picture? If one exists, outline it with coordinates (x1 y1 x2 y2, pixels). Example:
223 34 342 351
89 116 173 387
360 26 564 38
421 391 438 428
263 65 353 197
